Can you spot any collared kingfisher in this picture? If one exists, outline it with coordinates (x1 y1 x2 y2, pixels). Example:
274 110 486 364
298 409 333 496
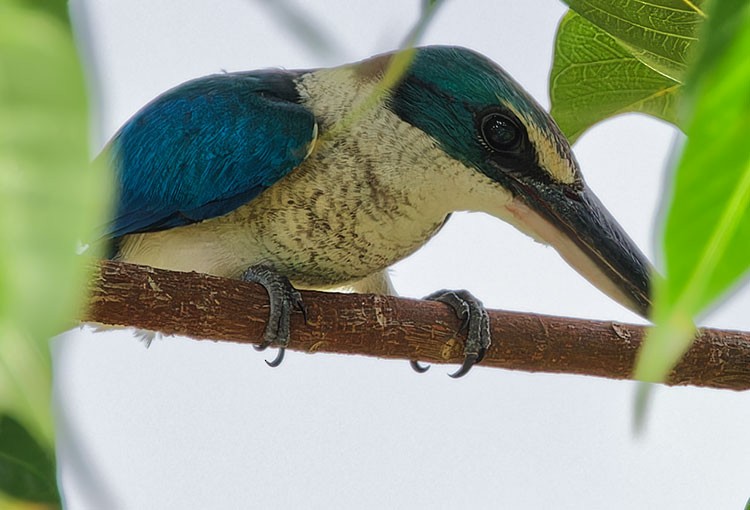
99 46 652 377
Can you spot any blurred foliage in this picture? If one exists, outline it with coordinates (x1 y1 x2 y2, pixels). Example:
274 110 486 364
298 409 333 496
6 0 70 28
0 415 59 503
323 0 444 141
253 0 344 60
636 1 750 382
0 0 109 506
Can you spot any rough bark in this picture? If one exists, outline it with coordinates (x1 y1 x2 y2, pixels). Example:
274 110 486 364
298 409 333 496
81 260 750 390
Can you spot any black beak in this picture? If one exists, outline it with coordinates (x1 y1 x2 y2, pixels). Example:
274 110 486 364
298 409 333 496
514 180 652 318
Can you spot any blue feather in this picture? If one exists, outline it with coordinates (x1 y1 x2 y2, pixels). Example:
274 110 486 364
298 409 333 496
99 70 316 239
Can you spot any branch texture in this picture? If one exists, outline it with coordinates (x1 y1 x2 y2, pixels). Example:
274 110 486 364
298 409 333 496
82 261 750 390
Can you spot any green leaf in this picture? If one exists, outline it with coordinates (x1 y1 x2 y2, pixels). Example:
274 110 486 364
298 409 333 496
0 2 108 450
0 414 59 504
562 0 706 82
636 1 750 382
550 11 682 142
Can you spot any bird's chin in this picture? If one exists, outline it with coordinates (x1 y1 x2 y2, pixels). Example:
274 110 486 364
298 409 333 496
502 198 645 317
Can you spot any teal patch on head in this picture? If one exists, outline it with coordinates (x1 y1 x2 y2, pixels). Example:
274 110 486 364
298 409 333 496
388 46 568 176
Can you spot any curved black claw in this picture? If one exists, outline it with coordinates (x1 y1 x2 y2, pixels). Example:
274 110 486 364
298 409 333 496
425 289 491 378
410 360 430 373
241 265 305 368
254 343 285 367
448 353 479 379
265 347 285 368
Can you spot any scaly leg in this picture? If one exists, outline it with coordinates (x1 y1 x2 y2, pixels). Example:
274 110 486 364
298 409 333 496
241 265 306 367
425 289 491 378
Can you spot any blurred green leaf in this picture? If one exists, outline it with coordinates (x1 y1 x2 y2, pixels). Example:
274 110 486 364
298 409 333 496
254 0 343 59
550 11 682 142
562 0 705 82
401 0 443 47
8 0 71 30
636 1 750 382
0 0 109 455
324 0 445 141
0 414 59 504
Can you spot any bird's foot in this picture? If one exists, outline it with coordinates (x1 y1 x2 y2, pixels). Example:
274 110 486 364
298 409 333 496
424 289 491 378
241 265 306 367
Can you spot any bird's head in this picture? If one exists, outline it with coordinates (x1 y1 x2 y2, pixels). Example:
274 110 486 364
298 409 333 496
375 46 652 317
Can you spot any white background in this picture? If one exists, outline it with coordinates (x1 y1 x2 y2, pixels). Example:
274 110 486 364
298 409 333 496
57 1 749 508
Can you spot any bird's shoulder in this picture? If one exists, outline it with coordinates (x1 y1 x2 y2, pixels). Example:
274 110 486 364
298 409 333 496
101 69 318 239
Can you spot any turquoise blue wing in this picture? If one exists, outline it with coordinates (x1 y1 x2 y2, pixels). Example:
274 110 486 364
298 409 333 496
99 70 316 238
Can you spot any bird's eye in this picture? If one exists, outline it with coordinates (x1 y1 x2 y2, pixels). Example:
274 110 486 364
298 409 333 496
480 113 522 153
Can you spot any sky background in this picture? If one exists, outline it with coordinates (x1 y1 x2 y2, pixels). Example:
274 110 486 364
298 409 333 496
57 1 749 508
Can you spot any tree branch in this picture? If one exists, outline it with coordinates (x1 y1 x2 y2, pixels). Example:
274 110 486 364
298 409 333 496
81 261 750 390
